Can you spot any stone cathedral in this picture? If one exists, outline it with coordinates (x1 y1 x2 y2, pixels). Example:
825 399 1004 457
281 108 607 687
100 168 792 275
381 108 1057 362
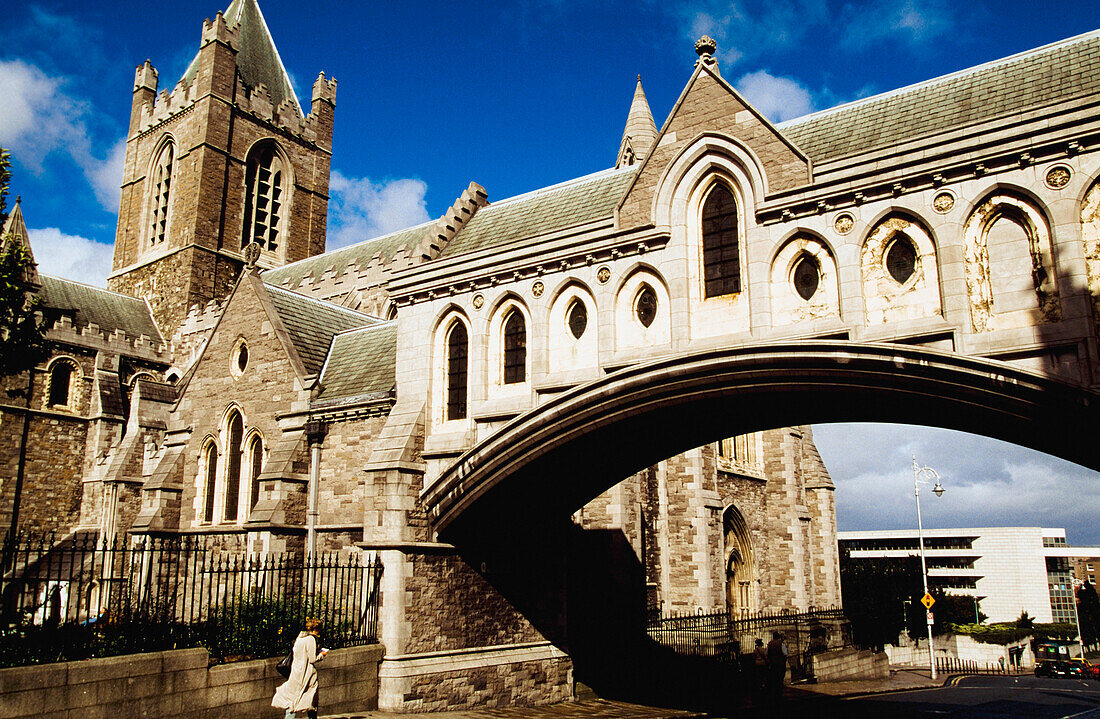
6 0 1100 711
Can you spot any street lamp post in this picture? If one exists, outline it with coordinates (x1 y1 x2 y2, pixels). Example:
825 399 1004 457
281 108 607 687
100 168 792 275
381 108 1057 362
913 456 945 680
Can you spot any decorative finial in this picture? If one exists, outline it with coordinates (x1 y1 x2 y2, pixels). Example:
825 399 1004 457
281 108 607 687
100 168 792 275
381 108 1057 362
243 242 261 269
695 35 717 58
637 74 641 82
15 195 21 205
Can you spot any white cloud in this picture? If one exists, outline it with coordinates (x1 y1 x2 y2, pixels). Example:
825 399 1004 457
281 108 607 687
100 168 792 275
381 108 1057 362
839 0 956 49
27 227 114 287
814 423 1100 545
0 59 122 211
735 70 815 122
327 171 431 250
88 139 126 212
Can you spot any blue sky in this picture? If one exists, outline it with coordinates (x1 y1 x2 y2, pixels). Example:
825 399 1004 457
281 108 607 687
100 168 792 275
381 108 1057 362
2 0 1099 543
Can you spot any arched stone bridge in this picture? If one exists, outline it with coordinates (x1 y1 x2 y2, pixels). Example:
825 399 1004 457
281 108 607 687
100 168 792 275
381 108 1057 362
425 342 1100 542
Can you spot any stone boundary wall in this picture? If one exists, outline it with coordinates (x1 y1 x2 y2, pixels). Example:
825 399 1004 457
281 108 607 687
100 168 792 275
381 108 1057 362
0 644 383 719
807 648 889 682
378 641 572 712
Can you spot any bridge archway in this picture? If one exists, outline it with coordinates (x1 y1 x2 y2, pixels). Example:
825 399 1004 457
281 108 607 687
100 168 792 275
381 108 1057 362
426 341 1100 542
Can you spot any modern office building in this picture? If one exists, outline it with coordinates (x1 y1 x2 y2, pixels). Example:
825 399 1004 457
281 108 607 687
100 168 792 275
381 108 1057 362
839 527 1100 624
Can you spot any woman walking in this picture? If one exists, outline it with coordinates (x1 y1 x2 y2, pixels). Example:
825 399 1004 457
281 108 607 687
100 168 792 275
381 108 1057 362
272 617 328 719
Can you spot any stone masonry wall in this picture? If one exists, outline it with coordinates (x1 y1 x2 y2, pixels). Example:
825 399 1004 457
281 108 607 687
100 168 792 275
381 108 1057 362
400 655 572 712
319 414 388 527
403 552 545 654
0 644 382 719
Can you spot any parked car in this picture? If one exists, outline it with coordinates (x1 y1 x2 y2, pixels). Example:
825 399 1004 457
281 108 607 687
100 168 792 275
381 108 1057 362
1035 660 1084 678
1069 658 1100 679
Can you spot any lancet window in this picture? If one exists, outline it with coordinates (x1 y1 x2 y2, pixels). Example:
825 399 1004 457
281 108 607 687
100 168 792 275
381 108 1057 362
148 141 174 246
242 142 286 253
446 322 469 421
701 184 741 297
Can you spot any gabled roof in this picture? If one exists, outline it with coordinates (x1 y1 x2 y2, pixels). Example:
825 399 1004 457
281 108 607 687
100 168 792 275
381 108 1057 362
262 221 434 287
779 29 1100 163
38 275 161 342
179 0 302 115
438 166 638 259
316 323 397 404
263 284 377 376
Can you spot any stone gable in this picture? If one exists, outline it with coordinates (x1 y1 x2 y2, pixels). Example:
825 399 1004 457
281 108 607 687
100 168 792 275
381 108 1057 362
618 64 810 229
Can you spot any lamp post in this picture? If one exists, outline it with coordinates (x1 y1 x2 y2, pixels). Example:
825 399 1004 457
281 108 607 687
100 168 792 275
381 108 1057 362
913 455 945 680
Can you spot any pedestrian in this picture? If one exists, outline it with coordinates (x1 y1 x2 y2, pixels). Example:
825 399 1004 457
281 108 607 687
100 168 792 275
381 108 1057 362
765 631 788 703
753 637 768 691
272 617 329 719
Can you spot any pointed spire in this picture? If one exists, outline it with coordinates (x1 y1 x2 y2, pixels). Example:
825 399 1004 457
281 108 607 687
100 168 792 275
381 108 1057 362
616 76 658 169
179 0 302 116
1 198 40 286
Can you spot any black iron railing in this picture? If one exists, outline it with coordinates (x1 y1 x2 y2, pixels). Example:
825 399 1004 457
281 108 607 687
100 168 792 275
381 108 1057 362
646 606 852 676
0 532 382 667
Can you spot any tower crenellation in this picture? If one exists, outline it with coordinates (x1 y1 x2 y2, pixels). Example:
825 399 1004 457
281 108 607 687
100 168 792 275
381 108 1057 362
109 0 335 339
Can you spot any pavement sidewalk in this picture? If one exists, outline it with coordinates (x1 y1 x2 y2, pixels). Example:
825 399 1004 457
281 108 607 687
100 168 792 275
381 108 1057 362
319 699 705 719
317 667 944 719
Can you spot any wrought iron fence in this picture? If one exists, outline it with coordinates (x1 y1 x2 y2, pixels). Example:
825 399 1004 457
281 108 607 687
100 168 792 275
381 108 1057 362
646 606 852 676
0 531 382 667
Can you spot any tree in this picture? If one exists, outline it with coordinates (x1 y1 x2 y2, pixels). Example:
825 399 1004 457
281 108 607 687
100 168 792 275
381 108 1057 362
840 548 924 649
1016 611 1035 629
0 149 49 378
0 147 10 227
1078 582 1100 645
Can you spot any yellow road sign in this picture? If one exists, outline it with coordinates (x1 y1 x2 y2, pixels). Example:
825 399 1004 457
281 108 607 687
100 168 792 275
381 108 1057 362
921 592 935 609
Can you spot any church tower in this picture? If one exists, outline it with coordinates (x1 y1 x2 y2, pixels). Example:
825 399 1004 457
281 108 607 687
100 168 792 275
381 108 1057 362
108 0 336 335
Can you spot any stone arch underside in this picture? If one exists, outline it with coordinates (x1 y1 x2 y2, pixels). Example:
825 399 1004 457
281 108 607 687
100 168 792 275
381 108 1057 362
426 341 1100 543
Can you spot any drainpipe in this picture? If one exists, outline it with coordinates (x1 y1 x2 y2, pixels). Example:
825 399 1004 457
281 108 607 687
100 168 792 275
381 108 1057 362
304 420 326 594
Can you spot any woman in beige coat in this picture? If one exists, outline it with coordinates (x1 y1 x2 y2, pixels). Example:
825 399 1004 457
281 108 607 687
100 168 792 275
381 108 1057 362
272 618 328 719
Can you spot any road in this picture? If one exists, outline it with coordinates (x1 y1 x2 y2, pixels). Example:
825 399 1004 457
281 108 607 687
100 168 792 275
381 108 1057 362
820 674 1100 718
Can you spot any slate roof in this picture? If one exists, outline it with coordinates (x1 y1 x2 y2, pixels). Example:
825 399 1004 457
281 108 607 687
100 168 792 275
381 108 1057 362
263 284 377 376
38 276 161 342
779 30 1100 163
438 166 638 259
179 0 301 115
262 222 433 287
316 323 397 403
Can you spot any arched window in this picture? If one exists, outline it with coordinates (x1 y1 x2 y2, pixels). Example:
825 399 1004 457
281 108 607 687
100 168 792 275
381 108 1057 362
701 184 741 297
242 142 286 253
635 285 658 328
248 435 264 512
223 412 244 521
48 362 73 407
446 322 468 421
567 299 587 339
792 253 820 300
886 234 917 284
502 309 526 384
203 443 218 524
148 141 174 246
723 505 756 617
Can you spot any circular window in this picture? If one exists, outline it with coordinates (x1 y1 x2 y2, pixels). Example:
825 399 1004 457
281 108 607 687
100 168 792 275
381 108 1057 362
231 340 249 377
792 254 820 301
635 285 658 328
567 299 587 339
885 235 917 284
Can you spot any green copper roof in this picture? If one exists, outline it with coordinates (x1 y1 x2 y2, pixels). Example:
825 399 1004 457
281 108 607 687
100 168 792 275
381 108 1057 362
264 284 376 375
262 222 433 288
316 323 397 403
439 167 638 259
780 30 1100 163
38 275 161 342
179 0 301 115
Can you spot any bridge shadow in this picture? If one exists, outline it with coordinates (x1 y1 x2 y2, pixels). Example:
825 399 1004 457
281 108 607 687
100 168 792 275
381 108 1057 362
453 516 749 713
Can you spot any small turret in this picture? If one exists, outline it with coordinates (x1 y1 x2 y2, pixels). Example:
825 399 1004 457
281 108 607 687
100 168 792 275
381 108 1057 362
130 61 158 136
616 75 658 169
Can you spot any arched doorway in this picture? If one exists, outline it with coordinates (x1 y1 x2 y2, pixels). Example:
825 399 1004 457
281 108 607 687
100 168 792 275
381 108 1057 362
723 505 755 617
